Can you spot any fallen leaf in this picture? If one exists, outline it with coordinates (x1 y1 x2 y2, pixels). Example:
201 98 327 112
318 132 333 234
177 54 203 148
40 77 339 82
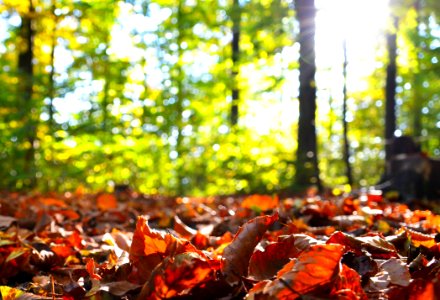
241 195 279 212
248 235 300 280
97 193 118 211
86 258 102 280
404 227 437 248
0 216 16 228
129 216 200 284
137 252 214 299
380 258 411 287
221 213 278 285
247 244 345 299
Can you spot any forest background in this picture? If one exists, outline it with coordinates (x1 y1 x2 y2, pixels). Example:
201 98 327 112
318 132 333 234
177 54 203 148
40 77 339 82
0 0 439 196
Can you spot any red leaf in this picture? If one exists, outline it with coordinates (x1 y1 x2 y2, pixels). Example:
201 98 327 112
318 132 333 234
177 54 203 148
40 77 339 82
221 213 278 285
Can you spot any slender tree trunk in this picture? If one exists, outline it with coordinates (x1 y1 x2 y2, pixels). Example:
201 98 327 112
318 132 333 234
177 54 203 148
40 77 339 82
295 0 321 190
230 0 240 126
175 0 185 195
18 0 36 187
102 51 110 132
342 39 353 186
48 0 57 133
385 17 398 164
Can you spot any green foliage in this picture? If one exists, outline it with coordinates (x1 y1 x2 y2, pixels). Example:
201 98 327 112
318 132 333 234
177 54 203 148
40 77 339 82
0 0 438 194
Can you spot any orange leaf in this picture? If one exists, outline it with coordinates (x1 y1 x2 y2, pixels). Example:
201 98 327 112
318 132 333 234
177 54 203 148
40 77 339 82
408 279 435 300
331 264 367 299
86 258 102 280
241 194 279 211
56 209 80 220
248 244 345 299
51 245 76 259
221 213 278 285
137 252 213 300
39 197 67 207
173 215 197 239
404 227 437 248
129 216 200 284
97 193 117 211
66 231 83 249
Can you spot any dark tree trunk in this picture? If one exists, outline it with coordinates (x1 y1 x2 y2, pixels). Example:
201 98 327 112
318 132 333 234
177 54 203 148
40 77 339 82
385 17 398 164
18 0 36 187
342 39 353 186
413 0 422 138
230 0 240 126
295 0 321 190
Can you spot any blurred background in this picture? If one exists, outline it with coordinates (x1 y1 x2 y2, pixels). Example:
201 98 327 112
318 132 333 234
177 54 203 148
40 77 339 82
0 0 439 195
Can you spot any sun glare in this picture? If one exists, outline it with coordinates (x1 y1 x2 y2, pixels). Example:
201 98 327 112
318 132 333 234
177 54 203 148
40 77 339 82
316 0 390 76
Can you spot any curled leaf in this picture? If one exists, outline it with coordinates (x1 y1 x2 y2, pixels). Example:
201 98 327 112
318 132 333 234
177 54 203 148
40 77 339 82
248 235 300 280
221 213 278 285
129 216 199 284
247 244 345 299
138 252 213 300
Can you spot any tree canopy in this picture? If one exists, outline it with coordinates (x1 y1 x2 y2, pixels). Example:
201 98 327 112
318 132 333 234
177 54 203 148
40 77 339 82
0 0 439 196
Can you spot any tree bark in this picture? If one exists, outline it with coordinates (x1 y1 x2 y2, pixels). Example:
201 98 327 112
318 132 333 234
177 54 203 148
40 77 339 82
342 39 353 186
230 0 240 126
385 17 398 163
412 0 422 139
48 0 57 133
18 0 36 187
295 0 321 190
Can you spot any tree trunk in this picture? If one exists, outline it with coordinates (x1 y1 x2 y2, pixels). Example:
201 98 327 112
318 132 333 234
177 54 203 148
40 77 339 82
342 39 353 186
385 17 398 164
412 0 422 139
48 0 57 133
18 0 36 188
230 0 240 126
295 0 321 190
175 0 185 195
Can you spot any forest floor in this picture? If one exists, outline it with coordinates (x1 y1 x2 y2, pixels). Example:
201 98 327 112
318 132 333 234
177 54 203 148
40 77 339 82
0 189 440 299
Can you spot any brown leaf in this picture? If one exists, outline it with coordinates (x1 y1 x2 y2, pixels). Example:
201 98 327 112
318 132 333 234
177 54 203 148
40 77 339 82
0 215 16 228
248 235 300 280
99 281 141 297
380 258 411 287
221 213 278 285
328 231 397 258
